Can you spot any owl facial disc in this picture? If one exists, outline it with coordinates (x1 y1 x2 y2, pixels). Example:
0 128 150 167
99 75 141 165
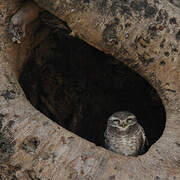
108 111 137 130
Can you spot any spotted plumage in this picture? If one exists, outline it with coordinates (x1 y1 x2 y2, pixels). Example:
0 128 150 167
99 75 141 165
104 111 148 156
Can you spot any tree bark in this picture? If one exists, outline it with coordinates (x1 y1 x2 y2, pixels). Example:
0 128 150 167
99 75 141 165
0 0 180 179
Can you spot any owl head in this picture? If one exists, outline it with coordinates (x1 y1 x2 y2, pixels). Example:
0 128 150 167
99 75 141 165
108 111 137 131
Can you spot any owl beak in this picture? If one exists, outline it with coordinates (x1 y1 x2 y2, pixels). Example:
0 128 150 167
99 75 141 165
122 123 126 128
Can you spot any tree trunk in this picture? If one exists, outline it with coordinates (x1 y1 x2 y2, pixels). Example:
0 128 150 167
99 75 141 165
0 0 180 179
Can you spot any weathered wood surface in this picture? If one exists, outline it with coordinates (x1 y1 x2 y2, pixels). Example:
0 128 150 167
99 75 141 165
0 0 180 179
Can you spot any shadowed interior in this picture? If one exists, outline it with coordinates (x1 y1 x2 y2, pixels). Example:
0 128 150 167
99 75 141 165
19 19 166 153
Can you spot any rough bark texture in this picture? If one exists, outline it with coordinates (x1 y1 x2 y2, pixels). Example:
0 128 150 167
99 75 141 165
0 0 180 179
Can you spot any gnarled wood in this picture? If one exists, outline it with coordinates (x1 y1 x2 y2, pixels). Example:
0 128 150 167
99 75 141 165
0 0 180 179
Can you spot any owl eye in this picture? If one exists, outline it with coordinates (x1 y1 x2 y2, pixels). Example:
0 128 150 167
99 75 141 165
113 119 119 124
127 118 133 122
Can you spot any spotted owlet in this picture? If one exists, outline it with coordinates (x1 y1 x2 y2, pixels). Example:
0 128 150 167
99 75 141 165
104 111 148 156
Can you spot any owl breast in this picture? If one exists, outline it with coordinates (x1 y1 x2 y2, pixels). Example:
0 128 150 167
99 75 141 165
105 128 143 156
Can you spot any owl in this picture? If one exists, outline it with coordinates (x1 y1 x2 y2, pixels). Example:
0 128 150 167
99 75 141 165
104 111 148 156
